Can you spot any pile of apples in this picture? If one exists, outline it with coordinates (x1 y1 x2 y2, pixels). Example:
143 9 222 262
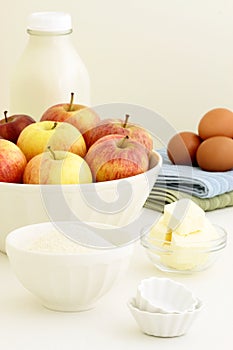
0 93 153 184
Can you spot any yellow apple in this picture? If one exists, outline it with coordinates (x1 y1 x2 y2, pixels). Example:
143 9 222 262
17 121 87 161
23 149 93 184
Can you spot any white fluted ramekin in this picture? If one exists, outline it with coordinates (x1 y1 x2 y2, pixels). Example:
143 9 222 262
136 277 198 313
128 297 203 337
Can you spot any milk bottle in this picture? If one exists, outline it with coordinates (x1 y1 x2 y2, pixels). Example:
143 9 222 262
10 12 90 120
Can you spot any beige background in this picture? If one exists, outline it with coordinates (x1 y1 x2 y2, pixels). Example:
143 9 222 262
0 0 233 132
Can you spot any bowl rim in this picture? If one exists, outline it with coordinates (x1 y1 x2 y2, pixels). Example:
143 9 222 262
136 276 198 313
128 297 203 316
5 221 135 256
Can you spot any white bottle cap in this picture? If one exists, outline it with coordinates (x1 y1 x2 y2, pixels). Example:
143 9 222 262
27 12 72 33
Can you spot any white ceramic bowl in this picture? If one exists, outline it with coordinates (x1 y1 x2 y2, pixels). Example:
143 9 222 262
128 297 203 337
141 224 227 273
6 221 134 312
136 277 197 313
0 151 162 253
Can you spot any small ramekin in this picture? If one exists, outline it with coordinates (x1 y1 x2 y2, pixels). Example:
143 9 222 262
136 277 198 313
128 297 203 337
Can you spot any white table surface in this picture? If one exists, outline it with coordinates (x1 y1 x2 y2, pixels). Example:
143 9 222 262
0 207 232 350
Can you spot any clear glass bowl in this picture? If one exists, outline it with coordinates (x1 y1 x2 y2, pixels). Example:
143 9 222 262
141 224 227 274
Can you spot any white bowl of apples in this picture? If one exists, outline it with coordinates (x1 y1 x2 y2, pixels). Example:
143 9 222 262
0 95 162 253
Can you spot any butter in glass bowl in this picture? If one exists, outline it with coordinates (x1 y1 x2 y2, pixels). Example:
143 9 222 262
141 199 227 273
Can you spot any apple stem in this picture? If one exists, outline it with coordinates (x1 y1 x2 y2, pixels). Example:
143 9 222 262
47 146 56 160
4 111 8 123
68 92 74 112
51 122 58 130
118 135 129 148
123 114 130 128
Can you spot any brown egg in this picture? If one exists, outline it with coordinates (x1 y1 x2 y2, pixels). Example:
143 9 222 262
198 108 233 139
167 131 202 165
196 136 233 171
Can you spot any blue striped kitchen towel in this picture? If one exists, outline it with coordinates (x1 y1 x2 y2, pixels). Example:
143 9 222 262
155 148 233 198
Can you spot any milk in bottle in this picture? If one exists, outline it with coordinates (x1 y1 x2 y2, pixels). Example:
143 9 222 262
10 12 90 120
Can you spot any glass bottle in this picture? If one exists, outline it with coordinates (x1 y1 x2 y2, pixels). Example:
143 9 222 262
10 12 90 120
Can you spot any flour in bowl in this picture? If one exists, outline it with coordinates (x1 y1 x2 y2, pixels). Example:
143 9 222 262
28 229 93 253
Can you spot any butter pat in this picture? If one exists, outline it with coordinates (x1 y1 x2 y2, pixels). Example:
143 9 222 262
163 198 206 235
148 199 219 271
172 218 218 246
149 216 171 240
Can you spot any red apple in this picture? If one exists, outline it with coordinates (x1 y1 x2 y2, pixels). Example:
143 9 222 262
0 111 35 143
84 114 154 151
85 135 150 182
0 139 27 183
40 92 100 140
92 133 127 147
23 148 93 185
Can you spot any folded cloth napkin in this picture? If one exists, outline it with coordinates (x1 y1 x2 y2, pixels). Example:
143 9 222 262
145 187 233 212
155 148 233 198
